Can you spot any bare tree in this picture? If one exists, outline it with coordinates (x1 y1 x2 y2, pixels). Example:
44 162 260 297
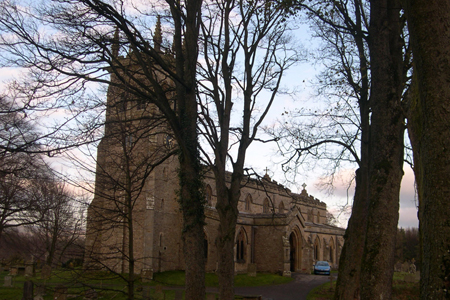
0 0 205 298
270 1 410 298
197 0 301 298
0 154 51 243
28 177 84 267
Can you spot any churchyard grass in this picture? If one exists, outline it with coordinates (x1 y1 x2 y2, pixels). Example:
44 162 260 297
0 269 292 299
306 272 419 300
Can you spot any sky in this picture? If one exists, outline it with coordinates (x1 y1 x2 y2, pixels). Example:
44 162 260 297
243 135 419 229
0 12 419 230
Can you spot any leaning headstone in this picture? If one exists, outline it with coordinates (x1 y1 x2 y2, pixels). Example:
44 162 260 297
22 280 34 300
53 286 67 300
247 264 257 277
174 290 183 300
41 265 52 280
4 275 12 287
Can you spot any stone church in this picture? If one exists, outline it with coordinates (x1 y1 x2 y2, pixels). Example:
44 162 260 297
84 21 345 277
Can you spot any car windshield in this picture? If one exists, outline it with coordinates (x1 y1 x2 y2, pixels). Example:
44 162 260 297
316 261 329 266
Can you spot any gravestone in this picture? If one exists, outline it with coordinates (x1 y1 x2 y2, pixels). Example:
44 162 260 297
54 286 67 300
4 275 12 287
25 264 34 277
401 262 410 273
10 267 18 276
22 280 34 300
141 269 153 282
247 264 257 277
41 265 52 280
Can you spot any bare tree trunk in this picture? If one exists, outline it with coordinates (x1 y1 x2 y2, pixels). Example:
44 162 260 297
180 157 206 300
334 166 369 300
334 2 371 296
359 1 405 298
215 170 241 300
127 195 135 300
404 1 450 298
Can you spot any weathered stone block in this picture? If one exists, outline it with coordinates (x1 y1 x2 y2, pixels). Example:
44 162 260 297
4 275 12 287
141 268 153 282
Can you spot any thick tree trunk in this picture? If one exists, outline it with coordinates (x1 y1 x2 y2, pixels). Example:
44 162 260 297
173 0 206 298
360 1 405 299
216 202 238 300
215 167 241 300
178 91 205 300
334 3 371 296
334 166 369 300
404 1 450 298
179 156 206 300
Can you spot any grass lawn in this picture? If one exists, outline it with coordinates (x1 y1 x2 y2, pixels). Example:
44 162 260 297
306 272 419 300
0 269 293 300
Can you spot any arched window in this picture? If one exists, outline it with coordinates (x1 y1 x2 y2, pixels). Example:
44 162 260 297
307 210 314 222
317 212 320 223
314 238 320 261
263 198 270 213
329 238 335 263
236 229 247 263
278 201 285 213
245 194 252 211
205 185 213 206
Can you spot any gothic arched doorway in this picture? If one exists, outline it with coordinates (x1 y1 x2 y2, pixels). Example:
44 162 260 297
289 232 297 272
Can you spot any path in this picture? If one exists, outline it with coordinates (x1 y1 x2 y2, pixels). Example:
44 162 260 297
206 273 331 300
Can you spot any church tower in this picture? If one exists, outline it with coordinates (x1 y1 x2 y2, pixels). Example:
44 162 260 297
84 21 184 275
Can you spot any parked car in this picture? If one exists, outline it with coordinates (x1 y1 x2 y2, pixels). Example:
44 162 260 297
314 261 331 275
